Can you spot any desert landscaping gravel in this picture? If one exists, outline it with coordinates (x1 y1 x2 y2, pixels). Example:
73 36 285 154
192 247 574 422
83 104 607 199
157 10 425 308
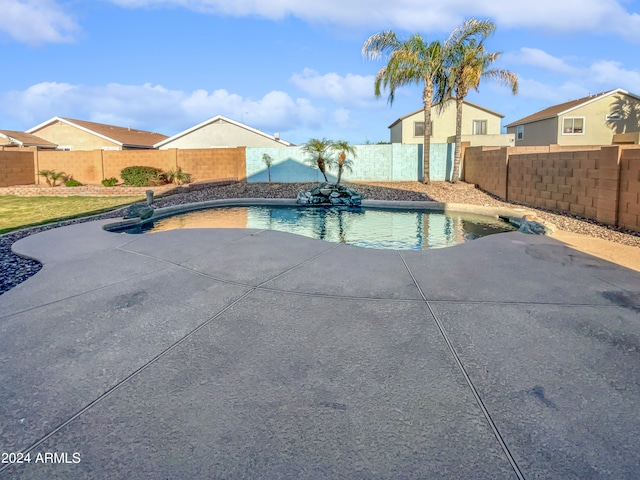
1 181 638 295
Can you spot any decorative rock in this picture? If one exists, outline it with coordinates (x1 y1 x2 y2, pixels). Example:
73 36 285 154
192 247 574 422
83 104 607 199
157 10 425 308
123 204 154 220
500 214 556 235
296 182 362 206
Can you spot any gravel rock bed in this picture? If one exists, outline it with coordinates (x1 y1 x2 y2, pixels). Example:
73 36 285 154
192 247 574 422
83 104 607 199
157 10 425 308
2 181 638 295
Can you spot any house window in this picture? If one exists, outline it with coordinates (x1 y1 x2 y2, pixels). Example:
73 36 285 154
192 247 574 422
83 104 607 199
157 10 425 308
605 114 622 121
562 117 584 134
414 121 433 137
473 120 487 135
516 125 524 140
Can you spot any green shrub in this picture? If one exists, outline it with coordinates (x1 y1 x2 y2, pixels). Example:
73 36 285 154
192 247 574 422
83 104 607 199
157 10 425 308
64 179 83 187
102 177 118 187
120 166 166 187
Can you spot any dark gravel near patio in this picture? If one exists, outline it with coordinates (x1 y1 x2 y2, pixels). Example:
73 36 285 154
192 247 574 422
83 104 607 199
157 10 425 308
2 181 639 295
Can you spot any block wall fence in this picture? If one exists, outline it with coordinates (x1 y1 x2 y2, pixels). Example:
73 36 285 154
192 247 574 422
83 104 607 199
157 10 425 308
0 147 246 187
463 145 640 232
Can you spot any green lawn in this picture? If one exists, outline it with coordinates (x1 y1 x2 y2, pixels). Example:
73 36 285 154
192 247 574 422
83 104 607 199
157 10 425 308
0 196 144 234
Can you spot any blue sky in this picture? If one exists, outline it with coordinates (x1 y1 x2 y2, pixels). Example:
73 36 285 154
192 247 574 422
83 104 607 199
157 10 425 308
2 0 640 145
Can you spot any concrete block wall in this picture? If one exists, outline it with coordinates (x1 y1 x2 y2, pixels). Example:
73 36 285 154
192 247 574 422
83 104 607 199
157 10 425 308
465 145 640 232
103 149 178 182
0 150 35 187
618 147 640 231
246 144 451 183
507 147 618 225
178 147 246 182
36 150 104 184
463 146 509 198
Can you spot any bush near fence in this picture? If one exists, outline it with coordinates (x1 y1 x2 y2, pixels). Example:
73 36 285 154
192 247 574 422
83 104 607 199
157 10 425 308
463 144 640 233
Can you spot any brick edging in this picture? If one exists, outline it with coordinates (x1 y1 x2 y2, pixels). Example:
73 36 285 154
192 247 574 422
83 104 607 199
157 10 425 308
0 178 238 197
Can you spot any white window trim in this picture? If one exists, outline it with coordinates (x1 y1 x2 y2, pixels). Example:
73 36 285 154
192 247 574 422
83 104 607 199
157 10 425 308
413 121 433 137
473 119 487 135
562 116 585 135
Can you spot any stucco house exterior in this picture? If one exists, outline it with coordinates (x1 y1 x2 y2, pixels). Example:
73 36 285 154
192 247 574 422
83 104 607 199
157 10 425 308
505 88 640 146
26 117 168 151
389 99 514 147
155 115 293 149
0 130 57 149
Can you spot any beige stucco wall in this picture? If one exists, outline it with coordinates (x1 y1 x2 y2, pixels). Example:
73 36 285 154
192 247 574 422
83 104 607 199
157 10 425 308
508 118 558 146
510 93 640 147
31 122 121 150
556 96 634 146
393 101 503 144
159 119 287 149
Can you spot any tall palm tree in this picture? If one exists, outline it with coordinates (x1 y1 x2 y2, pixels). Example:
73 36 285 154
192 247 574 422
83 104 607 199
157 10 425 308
363 32 446 184
444 19 518 183
301 137 333 183
330 140 357 185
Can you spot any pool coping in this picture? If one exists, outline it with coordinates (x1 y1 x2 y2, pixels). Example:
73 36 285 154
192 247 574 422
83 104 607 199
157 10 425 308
102 198 538 233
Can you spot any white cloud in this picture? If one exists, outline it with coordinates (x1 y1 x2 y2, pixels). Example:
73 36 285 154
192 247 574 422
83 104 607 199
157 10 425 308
1 82 324 135
0 0 79 45
7 0 640 45
332 108 357 129
289 68 376 107
504 48 580 76
588 60 640 89
107 0 640 41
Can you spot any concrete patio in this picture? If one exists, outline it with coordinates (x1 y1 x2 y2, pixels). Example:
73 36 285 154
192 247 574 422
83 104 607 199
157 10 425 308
1 215 639 479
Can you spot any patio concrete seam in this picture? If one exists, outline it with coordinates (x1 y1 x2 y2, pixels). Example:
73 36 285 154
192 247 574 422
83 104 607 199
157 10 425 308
398 251 526 480
2 288 256 468
255 242 342 287
424 299 632 307
0 264 174 321
253 285 426 302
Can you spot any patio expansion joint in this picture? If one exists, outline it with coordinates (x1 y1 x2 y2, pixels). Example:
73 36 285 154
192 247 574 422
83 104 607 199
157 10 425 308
0 264 174 321
397 251 526 480
1 288 256 471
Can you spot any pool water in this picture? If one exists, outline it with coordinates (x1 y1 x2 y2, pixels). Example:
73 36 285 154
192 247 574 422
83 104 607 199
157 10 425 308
124 205 516 250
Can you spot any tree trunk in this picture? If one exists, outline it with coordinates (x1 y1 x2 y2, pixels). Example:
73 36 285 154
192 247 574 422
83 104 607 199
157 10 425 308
337 152 345 185
452 94 464 183
422 82 433 184
318 156 328 182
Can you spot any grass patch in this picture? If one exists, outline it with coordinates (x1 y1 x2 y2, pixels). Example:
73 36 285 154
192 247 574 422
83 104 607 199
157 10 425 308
0 196 145 235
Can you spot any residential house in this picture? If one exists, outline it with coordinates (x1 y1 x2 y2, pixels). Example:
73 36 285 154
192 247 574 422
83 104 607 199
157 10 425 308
389 99 514 147
505 88 640 146
26 117 168 150
155 115 293 149
0 130 57 149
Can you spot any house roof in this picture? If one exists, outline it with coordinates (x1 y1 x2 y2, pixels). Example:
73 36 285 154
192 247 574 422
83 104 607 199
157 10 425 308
505 88 640 127
0 130 58 148
154 114 293 148
388 98 504 129
26 117 168 148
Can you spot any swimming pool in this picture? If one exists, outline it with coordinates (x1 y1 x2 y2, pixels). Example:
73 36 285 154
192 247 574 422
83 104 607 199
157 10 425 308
115 204 517 250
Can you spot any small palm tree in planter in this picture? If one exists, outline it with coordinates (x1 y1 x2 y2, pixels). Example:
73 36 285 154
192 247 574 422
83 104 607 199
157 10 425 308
38 169 68 187
262 153 274 182
301 137 334 183
330 140 357 185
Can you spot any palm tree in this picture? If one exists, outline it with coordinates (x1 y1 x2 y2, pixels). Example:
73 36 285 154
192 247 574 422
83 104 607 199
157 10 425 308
363 32 446 184
301 137 333 183
330 140 357 185
444 19 518 183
